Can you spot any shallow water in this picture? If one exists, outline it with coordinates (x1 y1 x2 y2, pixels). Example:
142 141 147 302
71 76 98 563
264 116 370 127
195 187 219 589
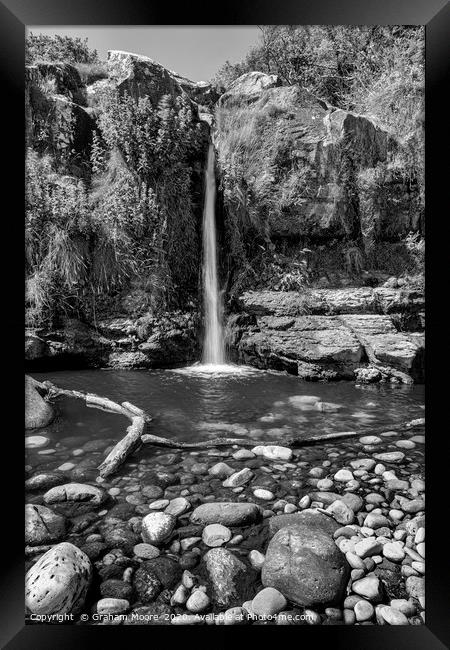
30 368 424 452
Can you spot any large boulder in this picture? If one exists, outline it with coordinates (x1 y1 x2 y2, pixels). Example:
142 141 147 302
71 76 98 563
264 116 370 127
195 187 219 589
43 483 107 505
25 376 54 429
268 509 339 537
218 71 281 105
25 504 66 546
262 521 350 607
25 542 92 615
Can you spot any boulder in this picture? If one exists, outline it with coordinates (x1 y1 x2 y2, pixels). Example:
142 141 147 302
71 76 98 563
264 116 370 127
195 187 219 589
262 523 349 607
268 509 339 537
219 71 281 105
25 542 92 615
141 512 176 545
25 504 66 546
25 376 54 429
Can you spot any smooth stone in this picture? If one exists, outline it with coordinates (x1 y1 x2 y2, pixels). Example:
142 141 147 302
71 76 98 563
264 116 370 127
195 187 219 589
415 528 425 544
57 463 75 472
202 524 232 547
253 489 274 501
149 499 170 510
165 497 190 517
251 445 293 461
232 450 256 460
359 436 382 445
334 469 354 482
354 599 374 621
249 550 265 570
252 587 287 617
317 479 334 490
25 542 92 615
346 552 365 570
354 537 383 559
326 500 354 525
352 574 383 601
390 598 416 617
383 542 405 562
350 459 376 471
191 502 261 527
142 485 164 499
171 584 189 605
364 513 390 529
25 504 66 546
208 462 235 478
141 512 176 545
373 452 405 463
186 589 210 613
97 598 129 615
379 605 409 625
43 483 107 505
133 543 160 559
223 468 254 488
25 435 49 449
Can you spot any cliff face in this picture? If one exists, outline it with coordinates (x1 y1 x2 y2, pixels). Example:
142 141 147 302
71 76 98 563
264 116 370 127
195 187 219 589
214 72 424 383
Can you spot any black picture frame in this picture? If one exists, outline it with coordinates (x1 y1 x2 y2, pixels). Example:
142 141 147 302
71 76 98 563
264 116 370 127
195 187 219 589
1 1 448 647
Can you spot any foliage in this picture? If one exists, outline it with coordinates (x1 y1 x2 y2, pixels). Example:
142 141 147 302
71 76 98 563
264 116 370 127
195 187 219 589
74 62 108 85
26 33 99 65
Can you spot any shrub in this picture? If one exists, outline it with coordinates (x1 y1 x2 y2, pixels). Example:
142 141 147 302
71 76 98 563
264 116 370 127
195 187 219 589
26 33 99 65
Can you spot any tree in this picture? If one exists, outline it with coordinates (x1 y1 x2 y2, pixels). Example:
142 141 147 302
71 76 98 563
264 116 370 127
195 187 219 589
26 33 99 65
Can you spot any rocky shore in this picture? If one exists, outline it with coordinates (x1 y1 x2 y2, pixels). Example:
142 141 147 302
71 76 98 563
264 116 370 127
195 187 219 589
25 416 425 626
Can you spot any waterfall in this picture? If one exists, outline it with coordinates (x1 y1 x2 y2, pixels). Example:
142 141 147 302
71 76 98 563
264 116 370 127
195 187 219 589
202 141 225 365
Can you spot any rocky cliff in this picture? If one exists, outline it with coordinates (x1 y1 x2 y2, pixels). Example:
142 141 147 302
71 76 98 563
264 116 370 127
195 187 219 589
25 58 424 381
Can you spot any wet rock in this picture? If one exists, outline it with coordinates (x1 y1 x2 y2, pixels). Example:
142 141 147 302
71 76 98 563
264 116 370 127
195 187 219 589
251 445 293 461
25 504 66 546
208 462 235 479
165 497 190 517
262 523 349 607
102 525 140 555
334 469 354 482
202 524 232 547
141 512 176 545
25 376 54 429
268 509 338 537
25 472 66 491
325 500 354 525
97 598 129 615
377 604 409 625
249 550 265 570
133 557 182 603
191 502 262 527
383 542 405 562
373 452 405 463
252 587 287 617
253 489 274 501
100 579 133 601
124 603 172 625
203 547 257 607
223 468 254 488
352 574 383 602
133 543 160 559
354 599 374 622
354 538 383 558
25 542 92 615
142 485 164 499
43 483 107 505
186 589 210 613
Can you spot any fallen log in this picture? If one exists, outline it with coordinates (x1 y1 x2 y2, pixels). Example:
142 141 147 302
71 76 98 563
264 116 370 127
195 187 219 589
98 416 146 478
39 379 424 478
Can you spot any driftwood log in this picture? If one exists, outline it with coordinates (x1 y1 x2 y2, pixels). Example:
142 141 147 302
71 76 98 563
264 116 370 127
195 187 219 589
38 380 424 479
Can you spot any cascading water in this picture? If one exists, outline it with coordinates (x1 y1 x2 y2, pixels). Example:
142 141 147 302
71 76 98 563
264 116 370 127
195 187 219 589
201 141 225 365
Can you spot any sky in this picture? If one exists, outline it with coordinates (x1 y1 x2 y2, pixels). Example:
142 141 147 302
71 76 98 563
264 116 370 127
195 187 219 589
26 26 262 82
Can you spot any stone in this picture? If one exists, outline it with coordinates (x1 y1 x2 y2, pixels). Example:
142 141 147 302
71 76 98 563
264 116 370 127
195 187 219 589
354 599 374 621
133 543 160 559
364 513 390 529
309 492 363 512
141 512 176 545
373 452 405 463
25 376 54 429
165 497 190 517
317 478 334 490
171 584 189 605
334 469 354 482
100 579 133 601
249 550 265 570
252 587 287 617
232 450 256 460
149 499 170 510
133 557 182 603
223 468 254 488
202 524 232 547
251 445 293 461
208 462 235 478
25 504 66 546
186 589 210 613
25 435 49 449
25 472 65 491
262 523 349 607
97 598 129 615
191 502 262 527
378 605 409 625
383 542 405 562
354 538 383 558
390 599 416 617
352 574 383 602
268 509 339 537
142 485 164 499
25 542 92 615
346 552 365 570
359 436 382 445
326 500 354 525
218 607 248 625
253 489 274 501
203 548 257 608
43 483 107 505
350 459 376 471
